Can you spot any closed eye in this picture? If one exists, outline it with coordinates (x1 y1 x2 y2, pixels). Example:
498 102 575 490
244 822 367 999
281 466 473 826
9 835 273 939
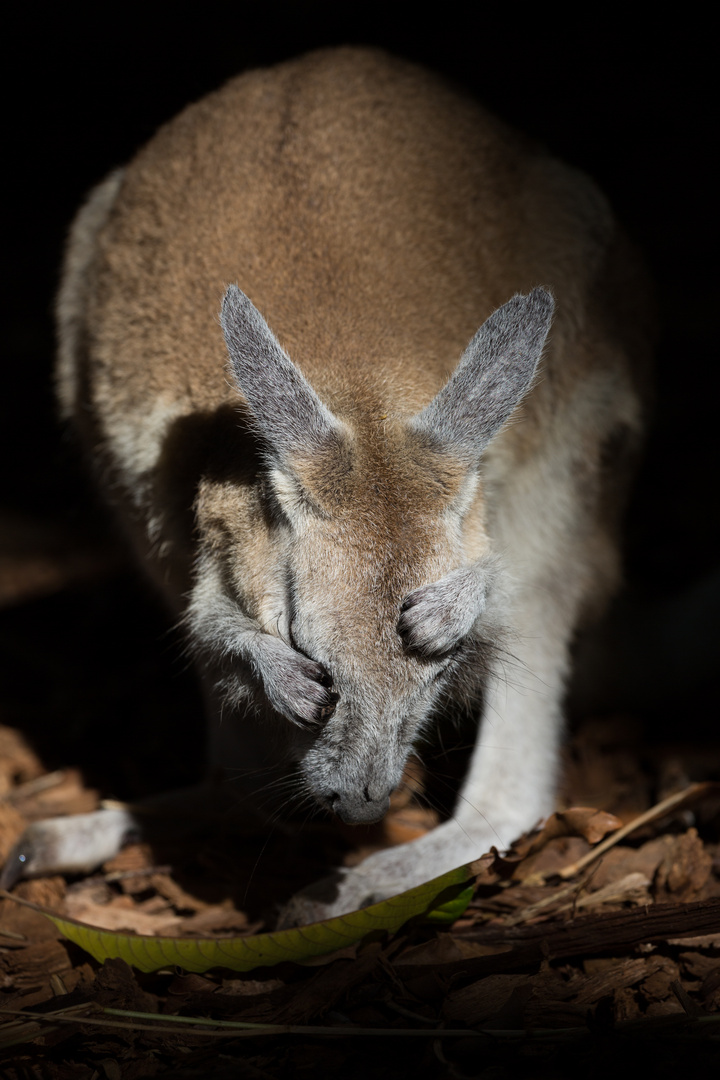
430 653 459 683
430 635 477 682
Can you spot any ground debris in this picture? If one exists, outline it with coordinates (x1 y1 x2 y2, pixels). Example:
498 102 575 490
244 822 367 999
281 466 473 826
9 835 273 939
1 695 720 1076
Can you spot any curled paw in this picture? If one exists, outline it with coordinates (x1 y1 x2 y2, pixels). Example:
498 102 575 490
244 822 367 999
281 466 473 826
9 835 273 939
397 566 488 657
257 636 338 729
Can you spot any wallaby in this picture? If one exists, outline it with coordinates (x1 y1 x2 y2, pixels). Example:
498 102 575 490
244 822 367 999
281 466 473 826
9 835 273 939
1 48 653 920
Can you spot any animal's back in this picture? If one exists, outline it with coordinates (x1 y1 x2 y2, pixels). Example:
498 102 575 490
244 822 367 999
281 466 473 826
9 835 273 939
58 48 649 447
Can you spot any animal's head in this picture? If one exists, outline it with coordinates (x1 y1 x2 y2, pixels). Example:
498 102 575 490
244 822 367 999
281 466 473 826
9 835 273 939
217 285 553 824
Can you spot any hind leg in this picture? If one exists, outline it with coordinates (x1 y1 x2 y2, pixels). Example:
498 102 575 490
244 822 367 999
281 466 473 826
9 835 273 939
0 806 140 888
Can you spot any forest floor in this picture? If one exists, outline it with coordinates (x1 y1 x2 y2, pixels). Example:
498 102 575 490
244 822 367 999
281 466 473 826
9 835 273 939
1 513 719 1078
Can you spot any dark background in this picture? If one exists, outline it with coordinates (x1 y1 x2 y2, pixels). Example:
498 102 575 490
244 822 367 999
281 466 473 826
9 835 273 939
1 6 717 797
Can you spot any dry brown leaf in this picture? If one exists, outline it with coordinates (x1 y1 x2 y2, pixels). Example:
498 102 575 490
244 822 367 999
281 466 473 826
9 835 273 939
66 877 115 908
442 973 533 1024
522 807 622 858
63 887 182 936
589 832 714 902
13 769 100 820
514 835 591 882
564 807 623 844
15 877 66 910
554 783 720 882
102 843 157 877
72 901 182 936
583 841 667 892
142 872 211 913
134 893 175 916
273 942 383 1024
443 956 666 1026
397 933 512 967
174 905 255 935
654 828 713 900
468 851 506 886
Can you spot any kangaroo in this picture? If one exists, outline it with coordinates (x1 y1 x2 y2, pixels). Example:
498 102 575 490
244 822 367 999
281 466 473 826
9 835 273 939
1 48 653 920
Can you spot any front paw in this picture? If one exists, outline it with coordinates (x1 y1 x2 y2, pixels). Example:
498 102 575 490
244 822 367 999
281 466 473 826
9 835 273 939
256 636 339 729
277 867 389 927
397 565 488 656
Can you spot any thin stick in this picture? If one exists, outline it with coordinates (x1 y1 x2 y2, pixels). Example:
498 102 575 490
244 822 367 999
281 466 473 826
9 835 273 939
552 782 716 883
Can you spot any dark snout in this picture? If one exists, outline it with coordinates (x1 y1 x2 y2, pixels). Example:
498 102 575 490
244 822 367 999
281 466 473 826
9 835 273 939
327 783 392 825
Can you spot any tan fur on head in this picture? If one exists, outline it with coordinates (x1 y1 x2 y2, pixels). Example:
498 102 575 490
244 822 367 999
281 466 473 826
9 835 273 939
48 47 653 904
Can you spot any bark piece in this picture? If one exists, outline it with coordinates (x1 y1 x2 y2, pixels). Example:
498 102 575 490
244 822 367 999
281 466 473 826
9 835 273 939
572 956 650 1004
654 828 713 900
397 898 720 980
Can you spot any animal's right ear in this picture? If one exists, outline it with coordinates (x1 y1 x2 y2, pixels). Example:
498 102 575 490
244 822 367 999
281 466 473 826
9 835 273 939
410 289 554 461
221 285 344 461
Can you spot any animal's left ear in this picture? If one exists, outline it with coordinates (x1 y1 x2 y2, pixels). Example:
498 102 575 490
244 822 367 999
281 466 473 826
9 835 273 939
410 289 554 459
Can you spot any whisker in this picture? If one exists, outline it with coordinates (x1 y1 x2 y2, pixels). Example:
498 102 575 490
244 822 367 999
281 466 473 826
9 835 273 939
448 792 506 849
242 827 277 906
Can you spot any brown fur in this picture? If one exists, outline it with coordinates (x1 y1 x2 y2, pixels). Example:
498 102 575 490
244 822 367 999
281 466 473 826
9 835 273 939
43 47 655 917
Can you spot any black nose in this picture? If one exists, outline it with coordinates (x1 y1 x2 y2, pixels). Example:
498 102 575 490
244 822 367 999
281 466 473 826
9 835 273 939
328 785 392 825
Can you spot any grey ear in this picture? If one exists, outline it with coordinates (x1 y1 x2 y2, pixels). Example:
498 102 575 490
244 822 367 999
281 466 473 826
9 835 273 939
221 285 342 457
410 289 554 459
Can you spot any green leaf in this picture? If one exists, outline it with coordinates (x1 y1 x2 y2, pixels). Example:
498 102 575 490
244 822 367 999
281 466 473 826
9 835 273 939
422 882 475 925
4 864 473 974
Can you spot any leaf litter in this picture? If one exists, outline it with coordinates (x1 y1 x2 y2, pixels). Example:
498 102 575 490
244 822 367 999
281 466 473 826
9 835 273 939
1 562 720 1075
1 722 720 1075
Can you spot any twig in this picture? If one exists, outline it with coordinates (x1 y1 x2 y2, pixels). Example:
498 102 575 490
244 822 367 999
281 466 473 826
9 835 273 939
2 1005 719 1047
552 783 718 883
